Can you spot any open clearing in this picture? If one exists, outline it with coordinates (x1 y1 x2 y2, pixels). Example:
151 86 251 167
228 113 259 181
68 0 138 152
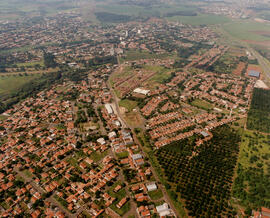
191 99 213 110
0 0 77 21
232 62 246 76
124 111 144 128
119 99 137 112
121 50 175 62
222 20 270 42
238 129 270 173
168 14 230 25
0 74 42 98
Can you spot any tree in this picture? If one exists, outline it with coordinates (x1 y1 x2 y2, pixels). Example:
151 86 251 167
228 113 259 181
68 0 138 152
44 52 57 68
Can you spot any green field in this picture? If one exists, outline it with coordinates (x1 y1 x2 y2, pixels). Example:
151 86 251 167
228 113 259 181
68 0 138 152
148 189 163 200
168 14 230 26
191 99 213 110
107 182 130 216
90 150 109 162
96 2 197 17
17 61 44 68
116 151 129 159
0 0 77 21
110 66 133 82
0 115 8 120
247 88 270 133
23 169 33 178
119 99 138 112
0 74 42 99
67 157 82 172
232 128 270 210
238 130 270 173
222 20 270 42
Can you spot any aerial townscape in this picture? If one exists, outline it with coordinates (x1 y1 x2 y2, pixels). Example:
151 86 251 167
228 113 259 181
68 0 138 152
1 0 270 217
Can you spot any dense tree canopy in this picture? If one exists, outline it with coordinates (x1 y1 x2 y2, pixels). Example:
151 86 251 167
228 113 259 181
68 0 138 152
156 126 240 217
247 88 270 133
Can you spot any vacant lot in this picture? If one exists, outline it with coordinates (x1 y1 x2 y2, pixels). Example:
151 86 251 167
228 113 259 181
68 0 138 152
191 99 213 110
119 99 137 112
232 62 246 76
121 50 173 62
223 20 270 42
0 0 76 21
124 111 144 127
168 14 230 25
0 74 42 100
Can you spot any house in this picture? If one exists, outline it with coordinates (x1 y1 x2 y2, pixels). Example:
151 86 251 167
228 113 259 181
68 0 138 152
116 197 128 209
113 185 122 193
253 207 270 218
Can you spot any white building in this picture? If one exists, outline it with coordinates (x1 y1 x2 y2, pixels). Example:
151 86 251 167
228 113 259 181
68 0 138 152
108 131 116 139
146 182 157 192
132 154 143 161
97 138 106 145
105 104 114 114
133 88 150 96
156 203 172 217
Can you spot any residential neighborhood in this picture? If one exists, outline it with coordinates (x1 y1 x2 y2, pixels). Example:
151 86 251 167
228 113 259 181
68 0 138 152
1 2 270 217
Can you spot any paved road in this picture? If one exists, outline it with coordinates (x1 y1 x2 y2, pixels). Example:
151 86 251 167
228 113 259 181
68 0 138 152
130 129 179 217
249 48 270 82
108 61 179 217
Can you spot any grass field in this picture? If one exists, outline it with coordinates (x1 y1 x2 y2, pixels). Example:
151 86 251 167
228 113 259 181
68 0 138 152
0 0 77 21
96 2 197 17
107 182 130 216
119 99 137 112
90 150 109 162
191 99 213 110
82 121 99 131
0 115 8 120
148 69 171 84
17 61 44 67
238 129 270 173
124 111 144 127
148 189 163 200
110 66 134 84
116 151 129 159
0 74 42 99
23 169 33 178
222 20 270 42
168 14 230 25
232 126 270 210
